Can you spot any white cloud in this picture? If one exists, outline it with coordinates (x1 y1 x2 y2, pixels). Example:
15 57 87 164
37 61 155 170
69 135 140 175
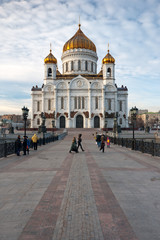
0 0 160 114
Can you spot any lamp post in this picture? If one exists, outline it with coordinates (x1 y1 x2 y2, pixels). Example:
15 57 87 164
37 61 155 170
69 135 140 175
40 112 46 145
145 114 149 133
130 106 138 150
22 106 29 137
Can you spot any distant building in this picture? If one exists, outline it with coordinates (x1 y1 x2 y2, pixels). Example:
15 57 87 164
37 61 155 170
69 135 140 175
138 109 148 115
138 112 160 128
1 114 22 123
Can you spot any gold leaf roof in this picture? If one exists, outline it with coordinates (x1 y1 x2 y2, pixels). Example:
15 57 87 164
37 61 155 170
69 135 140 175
44 50 57 64
102 50 115 64
63 24 96 53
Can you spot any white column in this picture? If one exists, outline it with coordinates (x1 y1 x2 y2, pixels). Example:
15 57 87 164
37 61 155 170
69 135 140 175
88 89 92 127
54 89 58 127
67 88 71 128
102 87 105 128
42 92 45 112
31 93 34 128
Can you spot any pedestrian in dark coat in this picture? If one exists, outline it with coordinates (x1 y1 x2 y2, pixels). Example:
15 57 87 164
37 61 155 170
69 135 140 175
15 135 21 156
77 134 84 151
23 136 27 155
99 135 105 153
96 134 101 148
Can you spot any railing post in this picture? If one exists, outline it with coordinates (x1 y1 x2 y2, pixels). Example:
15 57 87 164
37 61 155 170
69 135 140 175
141 140 144 153
152 140 155 156
4 141 7 157
122 138 124 147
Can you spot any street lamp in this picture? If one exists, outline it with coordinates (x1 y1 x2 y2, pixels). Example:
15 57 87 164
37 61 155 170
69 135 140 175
145 114 149 133
130 106 138 150
22 106 29 137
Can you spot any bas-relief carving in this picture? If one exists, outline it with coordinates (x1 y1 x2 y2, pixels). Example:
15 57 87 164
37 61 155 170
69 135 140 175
105 85 115 92
77 80 83 87
72 79 87 89
59 82 65 89
92 82 100 89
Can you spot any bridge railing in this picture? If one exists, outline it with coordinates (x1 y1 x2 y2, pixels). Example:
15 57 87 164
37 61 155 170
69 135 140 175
0 132 67 158
109 136 160 157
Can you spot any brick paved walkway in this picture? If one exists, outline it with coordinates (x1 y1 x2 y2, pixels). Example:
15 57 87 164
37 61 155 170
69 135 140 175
0 130 160 240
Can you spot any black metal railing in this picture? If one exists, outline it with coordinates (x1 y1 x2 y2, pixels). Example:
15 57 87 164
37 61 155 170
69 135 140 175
109 136 160 157
0 133 66 158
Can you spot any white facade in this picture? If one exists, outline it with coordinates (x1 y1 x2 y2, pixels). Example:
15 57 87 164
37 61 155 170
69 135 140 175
31 26 128 129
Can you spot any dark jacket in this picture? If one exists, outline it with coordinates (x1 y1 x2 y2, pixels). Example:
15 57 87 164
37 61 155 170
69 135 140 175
15 138 21 150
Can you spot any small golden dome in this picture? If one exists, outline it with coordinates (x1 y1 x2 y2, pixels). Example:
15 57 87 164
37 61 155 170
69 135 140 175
102 50 115 64
63 24 96 53
44 49 57 64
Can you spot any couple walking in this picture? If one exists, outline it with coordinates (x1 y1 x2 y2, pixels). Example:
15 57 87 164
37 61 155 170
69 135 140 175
69 134 85 153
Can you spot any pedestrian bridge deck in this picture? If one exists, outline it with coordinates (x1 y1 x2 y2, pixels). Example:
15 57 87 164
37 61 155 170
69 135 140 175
0 130 160 240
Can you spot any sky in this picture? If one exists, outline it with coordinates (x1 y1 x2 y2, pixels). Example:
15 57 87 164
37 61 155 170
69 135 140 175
0 0 160 116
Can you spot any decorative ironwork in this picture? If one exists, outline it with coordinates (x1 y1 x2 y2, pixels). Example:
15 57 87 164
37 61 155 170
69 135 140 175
105 112 115 118
70 111 78 118
83 111 89 118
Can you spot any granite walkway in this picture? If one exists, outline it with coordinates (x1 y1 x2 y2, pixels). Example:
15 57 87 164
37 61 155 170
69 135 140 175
0 130 160 240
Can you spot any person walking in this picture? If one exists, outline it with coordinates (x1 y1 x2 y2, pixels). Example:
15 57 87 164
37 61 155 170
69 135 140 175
99 135 105 153
77 134 84 152
23 136 27 155
32 134 38 150
96 134 101 148
69 137 78 153
15 135 21 156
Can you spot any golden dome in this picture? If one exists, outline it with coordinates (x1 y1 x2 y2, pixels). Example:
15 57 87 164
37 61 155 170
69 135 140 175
63 24 96 53
102 50 115 64
44 49 57 64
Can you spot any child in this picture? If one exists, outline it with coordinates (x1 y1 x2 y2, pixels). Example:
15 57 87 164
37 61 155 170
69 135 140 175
107 137 110 148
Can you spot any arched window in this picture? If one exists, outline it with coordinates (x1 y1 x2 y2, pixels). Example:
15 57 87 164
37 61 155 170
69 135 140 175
119 101 122 111
78 60 81 71
37 118 40 125
61 97 64 109
48 68 52 77
85 61 88 71
78 96 81 109
91 62 93 72
66 62 68 72
74 97 77 109
82 97 85 109
108 99 111 110
107 68 111 77
37 101 40 111
71 61 74 71
120 118 122 125
95 96 98 109
48 99 51 110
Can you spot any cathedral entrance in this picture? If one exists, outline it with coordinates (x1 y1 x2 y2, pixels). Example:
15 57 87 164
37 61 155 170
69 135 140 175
94 116 100 128
60 116 65 128
76 115 83 128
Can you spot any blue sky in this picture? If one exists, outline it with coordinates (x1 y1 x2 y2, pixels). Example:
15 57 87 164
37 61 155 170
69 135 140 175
0 0 160 115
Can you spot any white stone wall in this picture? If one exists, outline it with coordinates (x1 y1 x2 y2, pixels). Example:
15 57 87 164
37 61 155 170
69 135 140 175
61 48 98 75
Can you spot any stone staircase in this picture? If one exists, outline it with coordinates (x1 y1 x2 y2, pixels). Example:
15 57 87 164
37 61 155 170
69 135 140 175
66 128 103 140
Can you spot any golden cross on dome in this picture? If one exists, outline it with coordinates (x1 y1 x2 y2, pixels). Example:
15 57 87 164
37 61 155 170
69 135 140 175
50 43 52 53
108 43 109 53
78 15 81 28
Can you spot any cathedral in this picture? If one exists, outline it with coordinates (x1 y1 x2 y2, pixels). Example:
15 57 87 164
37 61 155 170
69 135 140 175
31 24 128 129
